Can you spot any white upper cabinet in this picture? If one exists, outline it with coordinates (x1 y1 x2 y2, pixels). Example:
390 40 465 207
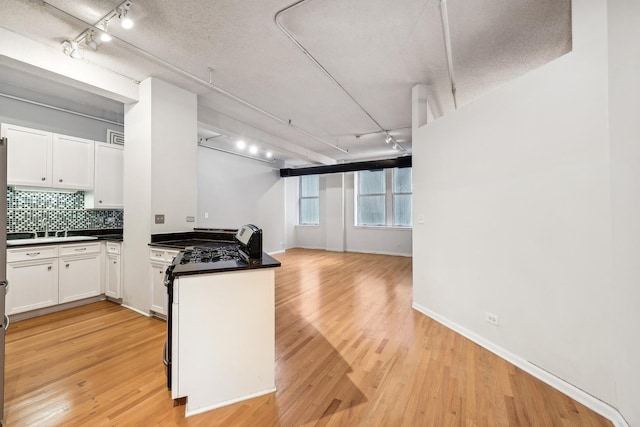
85 142 124 209
52 134 95 190
2 123 53 187
1 123 96 190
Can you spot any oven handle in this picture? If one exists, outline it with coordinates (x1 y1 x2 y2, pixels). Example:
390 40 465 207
163 341 168 367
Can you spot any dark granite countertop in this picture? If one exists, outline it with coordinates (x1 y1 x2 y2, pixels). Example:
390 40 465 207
172 252 281 276
6 229 123 247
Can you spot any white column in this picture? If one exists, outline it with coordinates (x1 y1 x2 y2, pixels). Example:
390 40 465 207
122 77 198 312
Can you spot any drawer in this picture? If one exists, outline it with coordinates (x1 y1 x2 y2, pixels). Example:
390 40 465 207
7 245 59 262
150 247 179 263
59 242 101 256
106 241 121 254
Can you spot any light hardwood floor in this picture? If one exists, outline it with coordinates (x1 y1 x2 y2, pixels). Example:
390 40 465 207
5 249 612 426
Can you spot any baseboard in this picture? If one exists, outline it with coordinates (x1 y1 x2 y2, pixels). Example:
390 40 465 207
411 302 629 427
268 249 286 255
290 246 412 257
184 387 277 417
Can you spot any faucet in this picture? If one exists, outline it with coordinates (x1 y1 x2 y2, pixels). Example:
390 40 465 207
40 219 49 238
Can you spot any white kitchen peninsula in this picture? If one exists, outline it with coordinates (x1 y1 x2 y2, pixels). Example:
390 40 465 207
171 260 280 417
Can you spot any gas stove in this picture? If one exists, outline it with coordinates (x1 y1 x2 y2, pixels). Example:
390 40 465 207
179 246 241 264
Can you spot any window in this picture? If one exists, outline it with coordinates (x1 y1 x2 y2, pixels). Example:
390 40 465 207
356 167 412 227
299 175 319 225
393 167 412 226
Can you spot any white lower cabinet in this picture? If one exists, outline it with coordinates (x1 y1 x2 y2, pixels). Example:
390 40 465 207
6 242 101 315
149 248 178 316
59 243 101 303
6 258 59 315
105 242 122 299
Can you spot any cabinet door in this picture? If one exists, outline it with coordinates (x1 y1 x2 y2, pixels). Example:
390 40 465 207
87 143 123 209
59 254 101 303
52 134 95 190
6 259 59 315
2 123 52 187
105 253 121 299
150 262 169 316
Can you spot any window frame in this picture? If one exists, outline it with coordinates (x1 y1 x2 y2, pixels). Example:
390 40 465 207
355 167 412 228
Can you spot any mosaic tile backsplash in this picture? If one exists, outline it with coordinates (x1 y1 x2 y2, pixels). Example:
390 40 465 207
6 187 123 232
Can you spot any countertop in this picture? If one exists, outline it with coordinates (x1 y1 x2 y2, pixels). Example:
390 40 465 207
7 229 123 247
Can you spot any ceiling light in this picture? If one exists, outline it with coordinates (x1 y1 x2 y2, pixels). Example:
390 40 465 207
265 151 273 159
117 1 134 29
392 143 398 150
236 140 246 150
99 22 112 42
249 145 258 155
385 135 392 144
62 40 83 59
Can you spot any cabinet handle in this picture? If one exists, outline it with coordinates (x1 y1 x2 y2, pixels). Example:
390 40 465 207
47 266 52 271
41 177 46 181
66 264 70 268
59 178 63 182
74 248 87 252
99 200 103 203
26 252 40 257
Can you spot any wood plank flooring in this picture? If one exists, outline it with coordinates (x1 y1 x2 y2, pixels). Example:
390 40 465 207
4 249 612 426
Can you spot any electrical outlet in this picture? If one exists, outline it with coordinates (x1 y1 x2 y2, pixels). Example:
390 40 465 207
485 312 499 326
204 212 209 219
186 216 195 222
154 214 165 224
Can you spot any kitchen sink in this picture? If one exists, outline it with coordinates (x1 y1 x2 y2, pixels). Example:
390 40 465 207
7 235 99 246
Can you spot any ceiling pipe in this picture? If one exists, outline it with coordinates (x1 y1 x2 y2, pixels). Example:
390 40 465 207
275 0 407 152
439 0 458 109
40 1 348 155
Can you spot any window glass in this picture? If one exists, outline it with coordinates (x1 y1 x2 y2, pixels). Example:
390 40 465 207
299 175 319 225
359 170 385 194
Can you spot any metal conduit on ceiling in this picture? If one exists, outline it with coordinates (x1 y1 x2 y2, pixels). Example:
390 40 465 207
275 0 407 152
40 1 349 155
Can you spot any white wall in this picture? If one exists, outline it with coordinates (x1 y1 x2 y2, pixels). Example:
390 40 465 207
123 78 198 313
291 172 412 256
197 147 285 254
608 1 640 425
413 0 617 413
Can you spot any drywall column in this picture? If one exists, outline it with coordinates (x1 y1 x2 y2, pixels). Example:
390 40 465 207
324 173 345 252
412 84 431 131
608 1 640 425
123 77 198 313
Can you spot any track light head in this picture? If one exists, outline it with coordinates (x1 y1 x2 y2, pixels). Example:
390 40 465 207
117 1 134 29
62 40 83 59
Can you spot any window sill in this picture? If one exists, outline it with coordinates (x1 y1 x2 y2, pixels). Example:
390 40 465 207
353 225 412 231
296 224 320 228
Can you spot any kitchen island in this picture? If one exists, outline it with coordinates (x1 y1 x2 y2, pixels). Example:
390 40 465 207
167 229 281 417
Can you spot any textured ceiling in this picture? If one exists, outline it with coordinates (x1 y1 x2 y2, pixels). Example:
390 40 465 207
0 0 571 165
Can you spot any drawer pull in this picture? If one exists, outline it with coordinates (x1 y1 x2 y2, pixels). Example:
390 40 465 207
74 248 87 252
66 264 70 268
47 266 52 271
26 252 41 257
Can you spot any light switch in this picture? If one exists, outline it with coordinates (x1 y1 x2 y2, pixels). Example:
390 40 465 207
186 216 195 222
155 214 165 224
417 213 425 224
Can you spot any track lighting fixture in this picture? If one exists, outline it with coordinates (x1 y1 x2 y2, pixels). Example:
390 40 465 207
85 31 98 50
117 1 134 29
62 1 135 60
99 22 112 42
385 135 392 144
62 40 83 59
